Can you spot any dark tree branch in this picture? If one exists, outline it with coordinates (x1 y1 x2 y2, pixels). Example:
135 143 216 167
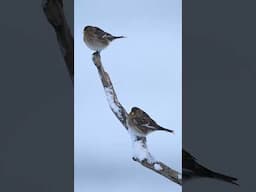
42 0 74 83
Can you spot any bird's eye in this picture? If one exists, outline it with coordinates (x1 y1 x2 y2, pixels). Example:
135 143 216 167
131 112 135 116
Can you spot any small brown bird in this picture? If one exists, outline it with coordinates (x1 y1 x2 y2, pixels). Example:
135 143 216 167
127 107 174 137
83 26 125 52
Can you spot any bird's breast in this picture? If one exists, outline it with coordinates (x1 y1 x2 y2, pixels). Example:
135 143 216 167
83 34 109 51
127 118 147 137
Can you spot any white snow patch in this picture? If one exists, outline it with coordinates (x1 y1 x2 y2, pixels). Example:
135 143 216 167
128 127 155 163
132 139 155 163
154 163 163 171
104 87 121 117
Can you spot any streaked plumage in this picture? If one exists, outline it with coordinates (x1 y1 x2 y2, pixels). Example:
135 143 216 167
83 26 125 52
127 107 174 136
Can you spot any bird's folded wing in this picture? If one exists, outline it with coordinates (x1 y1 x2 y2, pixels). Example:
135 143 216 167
140 123 157 130
93 27 112 40
133 116 159 130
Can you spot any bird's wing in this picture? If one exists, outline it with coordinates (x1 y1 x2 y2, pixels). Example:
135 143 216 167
93 27 112 39
133 111 160 130
93 27 106 37
140 123 156 129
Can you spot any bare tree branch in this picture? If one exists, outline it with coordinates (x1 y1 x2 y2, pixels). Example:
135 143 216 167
92 52 182 185
92 52 128 128
42 0 74 83
133 157 182 185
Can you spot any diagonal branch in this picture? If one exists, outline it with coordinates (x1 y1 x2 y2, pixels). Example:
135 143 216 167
92 52 128 128
42 0 74 83
92 52 182 185
133 158 182 185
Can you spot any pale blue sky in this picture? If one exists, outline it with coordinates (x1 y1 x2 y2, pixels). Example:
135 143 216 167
75 0 181 191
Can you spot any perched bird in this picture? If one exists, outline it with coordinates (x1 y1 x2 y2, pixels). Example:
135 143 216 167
127 107 174 137
83 26 125 52
182 149 239 185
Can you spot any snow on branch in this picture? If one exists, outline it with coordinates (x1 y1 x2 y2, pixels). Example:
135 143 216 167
42 0 74 83
129 131 155 163
92 52 128 128
92 52 182 185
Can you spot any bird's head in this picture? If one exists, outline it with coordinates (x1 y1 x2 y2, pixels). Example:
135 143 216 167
83 26 89 31
130 107 142 116
83 25 93 32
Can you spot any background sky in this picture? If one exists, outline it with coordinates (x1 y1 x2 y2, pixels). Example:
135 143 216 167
75 0 181 191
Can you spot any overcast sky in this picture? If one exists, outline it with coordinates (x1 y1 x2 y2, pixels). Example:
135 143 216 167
75 0 181 191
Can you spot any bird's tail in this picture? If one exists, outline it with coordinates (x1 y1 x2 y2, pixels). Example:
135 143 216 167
158 127 174 134
109 36 126 41
197 164 239 186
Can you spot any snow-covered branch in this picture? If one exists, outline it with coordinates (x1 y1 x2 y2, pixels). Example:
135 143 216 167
42 0 74 83
92 52 128 128
92 52 182 185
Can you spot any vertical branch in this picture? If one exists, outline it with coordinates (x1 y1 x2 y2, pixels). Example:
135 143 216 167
42 0 74 83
